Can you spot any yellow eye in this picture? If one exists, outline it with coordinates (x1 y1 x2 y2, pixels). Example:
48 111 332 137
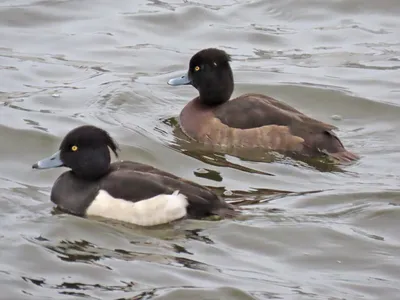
71 145 78 152
194 66 200 71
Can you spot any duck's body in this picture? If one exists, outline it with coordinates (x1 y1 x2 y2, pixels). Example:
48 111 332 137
168 48 359 163
180 94 357 161
33 125 236 226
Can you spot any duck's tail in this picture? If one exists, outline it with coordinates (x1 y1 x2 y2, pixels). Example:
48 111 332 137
212 202 240 218
327 150 360 164
312 130 359 164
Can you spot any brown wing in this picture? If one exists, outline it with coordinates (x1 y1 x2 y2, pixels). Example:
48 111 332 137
212 94 351 156
214 93 337 132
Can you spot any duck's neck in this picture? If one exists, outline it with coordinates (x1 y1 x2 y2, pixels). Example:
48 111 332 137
72 161 111 181
198 95 229 107
197 83 233 107
72 168 110 181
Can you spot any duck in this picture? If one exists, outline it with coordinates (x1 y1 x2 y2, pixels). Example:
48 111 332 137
32 125 237 226
167 48 359 163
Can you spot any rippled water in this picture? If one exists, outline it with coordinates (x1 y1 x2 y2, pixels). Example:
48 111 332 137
1 0 400 299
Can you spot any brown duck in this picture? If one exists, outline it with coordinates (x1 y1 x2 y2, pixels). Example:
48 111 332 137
168 48 359 163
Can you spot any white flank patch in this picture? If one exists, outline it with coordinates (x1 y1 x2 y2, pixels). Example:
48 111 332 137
86 190 189 226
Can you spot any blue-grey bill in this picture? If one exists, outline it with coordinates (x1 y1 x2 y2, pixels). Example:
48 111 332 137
167 74 191 86
32 150 63 169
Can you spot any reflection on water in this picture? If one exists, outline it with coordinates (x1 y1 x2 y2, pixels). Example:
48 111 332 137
1 0 400 299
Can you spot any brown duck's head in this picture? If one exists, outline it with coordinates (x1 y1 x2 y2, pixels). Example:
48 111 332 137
168 48 234 106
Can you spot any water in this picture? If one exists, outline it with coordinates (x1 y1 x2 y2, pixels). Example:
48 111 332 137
1 0 400 299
